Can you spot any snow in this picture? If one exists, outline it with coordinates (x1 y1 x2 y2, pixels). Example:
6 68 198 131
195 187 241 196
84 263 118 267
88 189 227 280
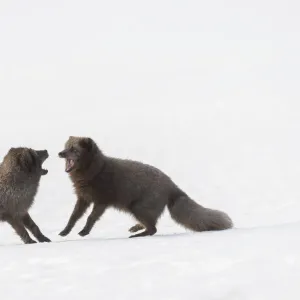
1 224 300 300
1 0 300 299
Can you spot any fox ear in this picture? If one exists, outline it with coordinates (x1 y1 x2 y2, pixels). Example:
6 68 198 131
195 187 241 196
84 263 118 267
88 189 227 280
79 138 93 151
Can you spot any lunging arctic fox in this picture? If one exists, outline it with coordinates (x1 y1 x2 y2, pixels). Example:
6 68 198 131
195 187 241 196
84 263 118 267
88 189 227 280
58 136 233 238
0 147 51 244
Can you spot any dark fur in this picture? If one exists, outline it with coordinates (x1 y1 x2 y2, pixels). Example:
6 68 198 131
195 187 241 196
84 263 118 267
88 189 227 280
59 136 233 238
0 147 51 244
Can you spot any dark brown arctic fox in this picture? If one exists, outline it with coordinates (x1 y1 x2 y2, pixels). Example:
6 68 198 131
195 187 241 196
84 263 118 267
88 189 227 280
0 147 51 244
58 136 233 238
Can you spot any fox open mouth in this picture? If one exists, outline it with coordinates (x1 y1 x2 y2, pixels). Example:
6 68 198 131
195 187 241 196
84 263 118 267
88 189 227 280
41 156 48 175
41 168 48 175
65 159 75 173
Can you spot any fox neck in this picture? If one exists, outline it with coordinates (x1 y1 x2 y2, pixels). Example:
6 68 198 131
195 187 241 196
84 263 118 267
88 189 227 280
70 153 105 183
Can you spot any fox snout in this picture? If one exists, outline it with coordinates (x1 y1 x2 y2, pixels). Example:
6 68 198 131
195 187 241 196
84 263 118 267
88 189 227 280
58 150 67 158
38 150 49 159
42 150 49 158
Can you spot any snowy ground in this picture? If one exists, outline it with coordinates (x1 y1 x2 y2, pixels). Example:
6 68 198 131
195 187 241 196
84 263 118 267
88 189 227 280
1 0 300 299
1 223 300 300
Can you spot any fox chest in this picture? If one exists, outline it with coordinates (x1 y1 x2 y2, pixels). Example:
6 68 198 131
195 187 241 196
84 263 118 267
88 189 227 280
0 184 39 215
16 185 38 211
74 180 116 205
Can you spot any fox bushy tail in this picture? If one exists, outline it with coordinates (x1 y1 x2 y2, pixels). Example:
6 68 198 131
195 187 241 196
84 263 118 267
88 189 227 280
167 190 233 231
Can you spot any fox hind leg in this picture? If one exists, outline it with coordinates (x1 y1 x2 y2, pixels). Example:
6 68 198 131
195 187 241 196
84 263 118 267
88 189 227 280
128 223 144 233
129 204 158 238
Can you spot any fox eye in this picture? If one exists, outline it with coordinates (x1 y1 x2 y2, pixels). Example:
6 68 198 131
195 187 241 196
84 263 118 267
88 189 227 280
71 147 78 154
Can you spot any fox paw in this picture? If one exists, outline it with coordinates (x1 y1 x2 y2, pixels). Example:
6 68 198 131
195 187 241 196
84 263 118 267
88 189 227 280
59 229 70 237
78 229 89 237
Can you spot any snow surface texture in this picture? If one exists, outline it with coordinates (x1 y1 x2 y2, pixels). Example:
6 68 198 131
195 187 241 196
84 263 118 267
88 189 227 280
1 0 300 299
